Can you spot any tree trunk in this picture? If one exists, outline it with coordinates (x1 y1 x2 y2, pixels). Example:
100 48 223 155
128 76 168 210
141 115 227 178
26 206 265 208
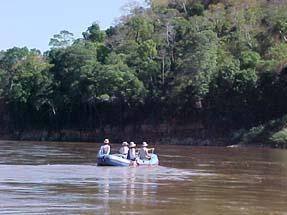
162 55 165 84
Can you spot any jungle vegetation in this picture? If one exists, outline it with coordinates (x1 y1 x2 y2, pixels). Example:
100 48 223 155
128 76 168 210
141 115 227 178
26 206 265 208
1 0 287 145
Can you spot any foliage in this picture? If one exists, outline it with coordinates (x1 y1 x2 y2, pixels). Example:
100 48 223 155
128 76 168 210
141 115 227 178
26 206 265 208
270 129 287 148
235 114 287 147
49 30 74 49
126 15 154 42
83 23 106 43
2 0 287 141
240 125 265 144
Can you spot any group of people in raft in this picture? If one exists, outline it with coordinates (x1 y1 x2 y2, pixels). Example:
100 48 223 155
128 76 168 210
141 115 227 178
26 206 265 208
98 138 155 161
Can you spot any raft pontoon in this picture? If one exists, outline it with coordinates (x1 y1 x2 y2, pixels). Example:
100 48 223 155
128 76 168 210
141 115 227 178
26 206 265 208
97 153 159 166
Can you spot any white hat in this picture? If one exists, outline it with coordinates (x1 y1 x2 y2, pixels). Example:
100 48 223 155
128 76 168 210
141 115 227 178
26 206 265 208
129 142 136 148
122 141 128 146
142 142 148 147
104 139 109 144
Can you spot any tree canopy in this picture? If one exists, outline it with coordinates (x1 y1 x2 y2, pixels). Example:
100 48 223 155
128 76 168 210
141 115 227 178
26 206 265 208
1 0 287 135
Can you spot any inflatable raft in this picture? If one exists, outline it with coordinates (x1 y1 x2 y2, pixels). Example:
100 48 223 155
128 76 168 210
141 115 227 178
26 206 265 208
97 153 159 166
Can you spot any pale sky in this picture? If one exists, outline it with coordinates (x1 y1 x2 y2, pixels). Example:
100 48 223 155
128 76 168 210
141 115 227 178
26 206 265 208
0 0 144 52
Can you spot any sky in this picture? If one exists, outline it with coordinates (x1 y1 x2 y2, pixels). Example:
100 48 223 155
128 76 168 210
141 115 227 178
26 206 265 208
0 0 143 52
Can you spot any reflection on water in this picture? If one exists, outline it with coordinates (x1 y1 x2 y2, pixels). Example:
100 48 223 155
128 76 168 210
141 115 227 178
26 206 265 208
0 164 196 214
0 141 287 214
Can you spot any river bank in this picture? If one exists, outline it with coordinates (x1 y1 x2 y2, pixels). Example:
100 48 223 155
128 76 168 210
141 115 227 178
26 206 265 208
2 119 287 148
0 122 230 146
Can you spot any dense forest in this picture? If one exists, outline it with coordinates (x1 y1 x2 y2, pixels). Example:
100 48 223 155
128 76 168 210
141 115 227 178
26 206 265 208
1 0 287 146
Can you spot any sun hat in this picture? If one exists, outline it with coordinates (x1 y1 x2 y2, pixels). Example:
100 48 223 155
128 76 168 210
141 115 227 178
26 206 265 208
122 141 128 146
129 142 136 148
104 139 110 144
142 142 148 147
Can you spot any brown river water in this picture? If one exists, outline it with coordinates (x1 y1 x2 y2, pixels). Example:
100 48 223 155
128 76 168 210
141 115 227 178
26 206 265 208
0 140 287 215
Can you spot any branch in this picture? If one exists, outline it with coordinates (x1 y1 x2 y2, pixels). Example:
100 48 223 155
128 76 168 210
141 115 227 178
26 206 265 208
279 31 287 42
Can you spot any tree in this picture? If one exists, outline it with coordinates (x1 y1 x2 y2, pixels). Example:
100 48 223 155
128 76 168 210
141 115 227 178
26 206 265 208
208 53 258 126
48 41 98 109
126 15 154 42
262 43 287 72
83 23 105 43
173 28 218 108
49 30 74 49
0 48 53 128
240 50 261 69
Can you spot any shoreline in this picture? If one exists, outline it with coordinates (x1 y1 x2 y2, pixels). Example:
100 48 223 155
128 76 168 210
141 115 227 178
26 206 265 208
1 120 285 149
0 133 275 149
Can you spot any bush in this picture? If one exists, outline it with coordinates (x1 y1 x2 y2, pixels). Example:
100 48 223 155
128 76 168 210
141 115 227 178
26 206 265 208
231 128 246 143
269 128 287 148
241 125 265 144
233 114 287 147
266 115 287 131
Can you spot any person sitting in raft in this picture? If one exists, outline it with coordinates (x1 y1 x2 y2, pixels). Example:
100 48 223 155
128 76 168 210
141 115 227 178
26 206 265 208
119 141 129 157
139 142 154 160
98 138 111 155
127 142 137 161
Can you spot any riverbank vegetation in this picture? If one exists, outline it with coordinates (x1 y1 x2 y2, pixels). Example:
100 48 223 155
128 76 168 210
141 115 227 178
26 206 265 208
1 0 287 146
232 114 287 148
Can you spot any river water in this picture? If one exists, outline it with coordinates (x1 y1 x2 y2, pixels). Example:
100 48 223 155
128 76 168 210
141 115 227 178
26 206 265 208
0 141 287 215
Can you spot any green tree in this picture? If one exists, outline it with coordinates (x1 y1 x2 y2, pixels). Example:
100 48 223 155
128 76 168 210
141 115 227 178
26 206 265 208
126 15 154 42
173 29 218 108
83 23 106 43
0 48 53 128
208 52 258 126
262 43 287 72
49 30 74 49
240 50 261 69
